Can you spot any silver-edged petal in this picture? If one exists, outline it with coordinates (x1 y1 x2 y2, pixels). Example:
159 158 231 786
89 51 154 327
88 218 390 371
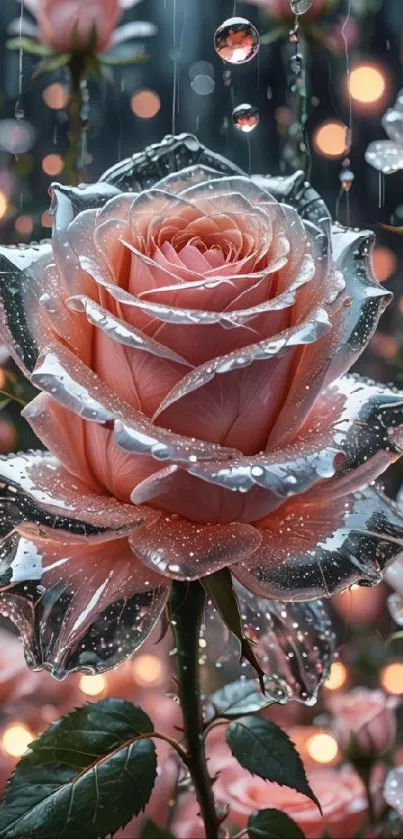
0 241 52 374
0 532 168 678
234 485 403 602
0 450 156 539
204 583 335 705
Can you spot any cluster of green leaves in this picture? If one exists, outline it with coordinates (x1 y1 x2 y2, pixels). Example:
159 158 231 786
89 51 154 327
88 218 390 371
0 675 321 839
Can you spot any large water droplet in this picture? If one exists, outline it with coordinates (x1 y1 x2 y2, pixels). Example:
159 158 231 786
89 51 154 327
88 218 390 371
214 17 260 65
290 0 313 14
232 103 259 133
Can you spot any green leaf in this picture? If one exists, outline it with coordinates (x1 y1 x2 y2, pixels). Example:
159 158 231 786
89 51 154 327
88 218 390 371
6 37 53 56
100 49 148 66
202 569 266 690
0 699 157 839
248 809 306 839
211 678 282 719
140 819 175 839
32 53 71 78
226 716 321 814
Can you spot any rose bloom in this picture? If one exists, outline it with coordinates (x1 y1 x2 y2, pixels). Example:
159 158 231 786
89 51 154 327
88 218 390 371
172 761 367 839
327 688 398 756
0 133 403 677
22 0 125 53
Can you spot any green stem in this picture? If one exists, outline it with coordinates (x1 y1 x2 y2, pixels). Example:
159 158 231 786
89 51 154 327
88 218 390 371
66 56 85 186
169 581 218 839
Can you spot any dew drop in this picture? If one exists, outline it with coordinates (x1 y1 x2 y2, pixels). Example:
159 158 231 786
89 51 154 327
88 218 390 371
214 17 260 65
232 103 259 133
290 0 313 14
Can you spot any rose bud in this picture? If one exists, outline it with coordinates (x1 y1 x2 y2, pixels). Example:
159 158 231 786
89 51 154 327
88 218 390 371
22 0 123 53
327 688 398 757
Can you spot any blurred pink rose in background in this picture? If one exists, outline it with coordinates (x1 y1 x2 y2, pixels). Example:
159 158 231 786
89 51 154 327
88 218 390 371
328 688 398 755
23 0 123 53
172 759 367 839
245 0 339 22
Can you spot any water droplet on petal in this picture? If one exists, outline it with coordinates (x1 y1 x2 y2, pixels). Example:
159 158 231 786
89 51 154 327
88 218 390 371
214 17 260 65
291 0 313 14
232 103 259 133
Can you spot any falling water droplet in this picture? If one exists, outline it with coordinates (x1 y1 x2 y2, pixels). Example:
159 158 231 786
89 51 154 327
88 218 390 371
339 168 355 192
214 17 260 65
290 0 313 14
232 103 259 133
14 105 25 120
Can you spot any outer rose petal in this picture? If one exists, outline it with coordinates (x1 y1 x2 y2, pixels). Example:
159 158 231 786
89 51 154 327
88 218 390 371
204 586 335 704
129 516 262 579
234 484 403 601
0 532 168 678
0 449 156 537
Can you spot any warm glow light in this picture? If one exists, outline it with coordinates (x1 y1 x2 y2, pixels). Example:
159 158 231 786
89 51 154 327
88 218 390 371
42 154 64 176
41 210 52 228
132 654 162 686
380 662 403 695
313 121 348 157
306 733 339 764
130 89 161 119
42 83 69 110
15 215 34 236
371 246 397 282
325 661 348 691
2 724 34 758
349 64 386 105
0 191 8 220
79 675 107 697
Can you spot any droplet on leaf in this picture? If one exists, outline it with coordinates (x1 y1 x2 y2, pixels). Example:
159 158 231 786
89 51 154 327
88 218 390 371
290 0 313 14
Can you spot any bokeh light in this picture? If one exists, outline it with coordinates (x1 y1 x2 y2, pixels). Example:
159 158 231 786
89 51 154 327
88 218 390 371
15 215 34 237
41 210 52 228
349 63 386 106
325 661 348 691
380 662 403 695
42 154 64 176
132 654 162 686
371 246 397 282
42 83 69 110
313 121 349 157
2 724 34 758
79 675 107 697
306 733 339 764
130 90 161 119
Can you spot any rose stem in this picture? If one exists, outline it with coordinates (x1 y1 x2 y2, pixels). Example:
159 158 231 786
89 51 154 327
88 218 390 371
66 55 85 187
169 580 218 839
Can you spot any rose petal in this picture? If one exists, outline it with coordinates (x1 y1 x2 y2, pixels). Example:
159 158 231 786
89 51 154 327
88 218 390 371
129 517 262 579
205 583 335 704
31 343 237 465
0 533 168 677
0 241 54 375
0 448 155 537
100 135 244 192
234 484 403 601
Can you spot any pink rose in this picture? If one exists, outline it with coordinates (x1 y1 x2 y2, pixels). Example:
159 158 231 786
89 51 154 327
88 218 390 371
245 0 340 23
172 761 367 839
23 0 123 53
327 689 398 755
0 134 402 677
